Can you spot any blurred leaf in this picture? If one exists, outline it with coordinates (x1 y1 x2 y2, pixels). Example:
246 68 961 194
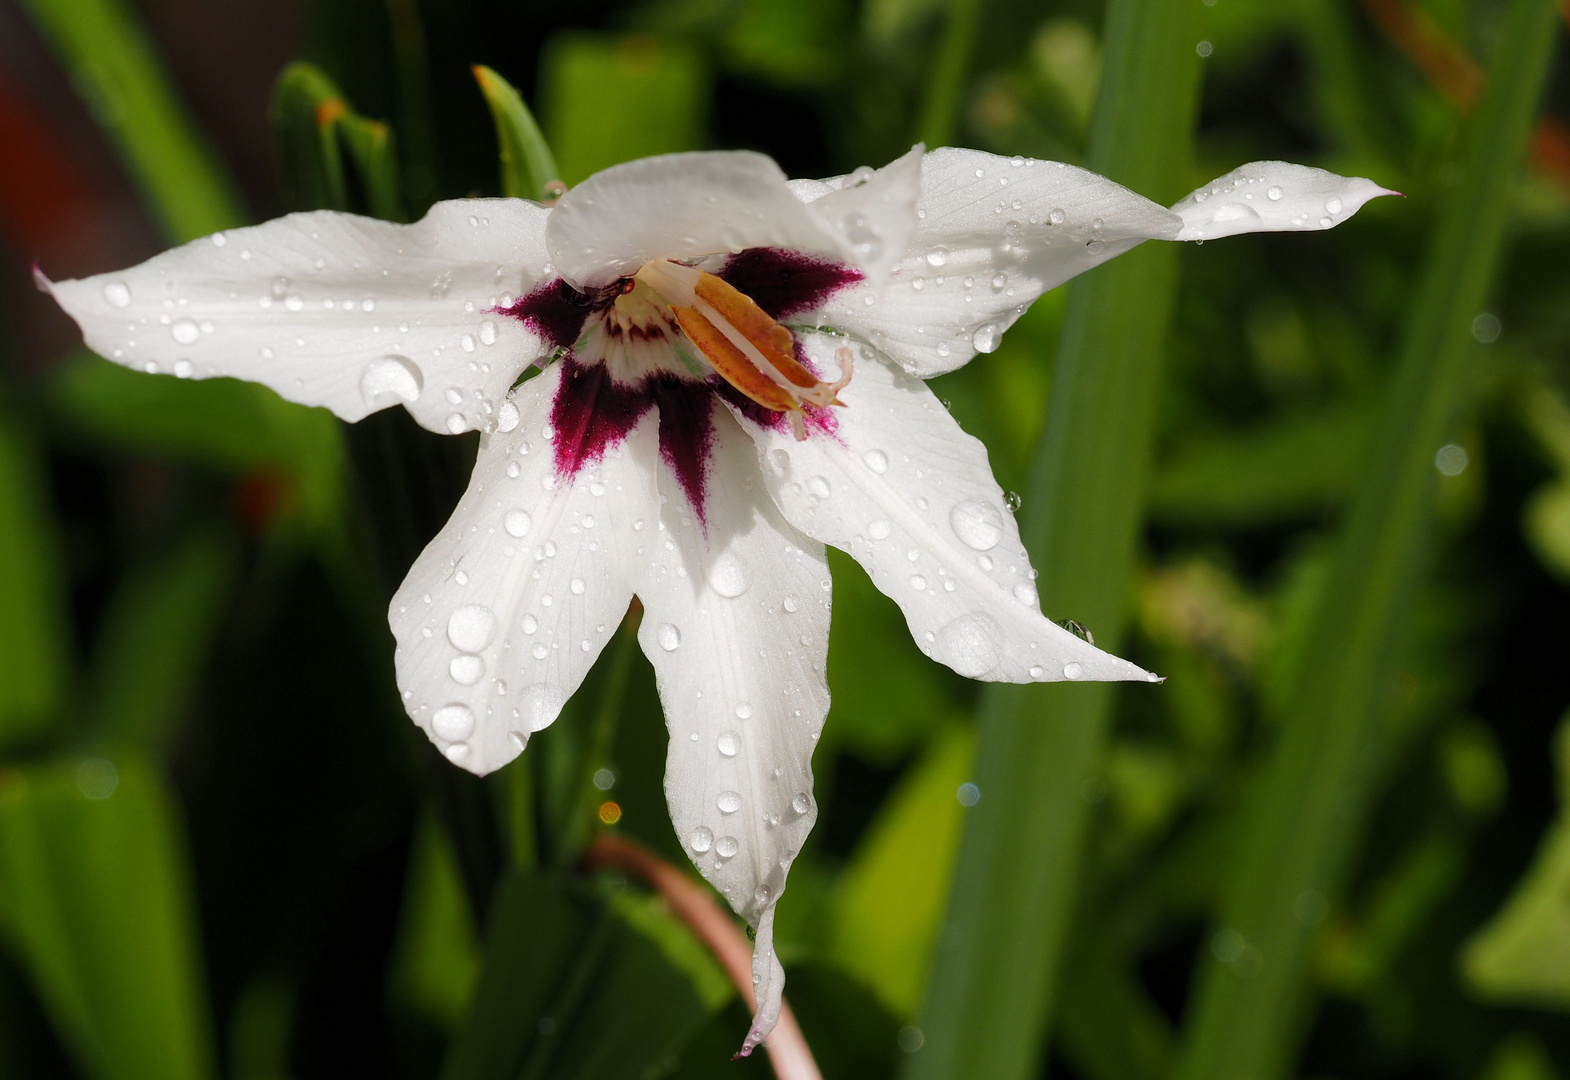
1150 401 1374 527
912 0 1203 1074
0 755 214 1080
390 812 481 1033
472 65 562 202
228 974 294 1080
1176 2 1564 1076
1056 930 1173 1080
915 0 981 147
441 869 709 1080
1520 382 1570 580
271 62 406 222
16 0 245 241
89 528 238 752
1484 1033 1566 1080
863 0 944 46
781 963 903 1078
0 414 68 749
540 34 707 186
608 890 731 1012
1464 716 1570 1009
720 0 853 87
830 725 973 1016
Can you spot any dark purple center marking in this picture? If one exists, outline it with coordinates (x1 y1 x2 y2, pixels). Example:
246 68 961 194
504 247 862 523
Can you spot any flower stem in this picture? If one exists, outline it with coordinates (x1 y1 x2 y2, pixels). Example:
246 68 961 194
583 833 822 1080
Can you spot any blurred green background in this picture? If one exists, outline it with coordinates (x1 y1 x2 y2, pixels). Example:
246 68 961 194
0 0 1567 1077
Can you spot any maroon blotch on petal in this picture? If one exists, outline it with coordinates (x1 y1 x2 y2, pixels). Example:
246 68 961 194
648 377 716 527
718 248 863 320
550 358 655 479
500 278 604 349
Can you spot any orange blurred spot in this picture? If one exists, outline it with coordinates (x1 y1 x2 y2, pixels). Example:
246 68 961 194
598 800 622 825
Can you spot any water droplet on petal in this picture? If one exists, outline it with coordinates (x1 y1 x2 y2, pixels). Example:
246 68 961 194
950 500 1004 550
716 835 739 858
910 574 928 590
657 623 681 651
1325 196 1343 214
735 702 754 719
171 319 200 344
792 792 812 815
1003 491 1022 513
479 319 498 345
867 519 891 541
1013 582 1037 606
1063 661 1085 680
808 475 832 498
717 731 740 757
1048 208 1066 225
519 683 566 731
1085 239 1106 255
102 281 131 307
570 578 585 595
496 400 520 432
447 604 497 652
173 359 193 379
360 355 423 405
1267 186 1284 201
938 613 1003 678
504 509 531 537
450 654 485 684
863 449 889 474
971 323 1001 353
708 551 750 597
782 595 798 613
433 703 476 741
925 247 948 268
446 413 466 434
717 790 742 814
690 826 714 853
444 743 470 763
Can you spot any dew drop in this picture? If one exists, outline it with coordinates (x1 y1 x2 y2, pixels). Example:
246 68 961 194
504 509 531 537
1003 491 1023 513
460 334 476 352
171 319 200 344
570 578 586 596
1013 582 1037 606
1063 661 1085 681
359 355 423 405
808 475 832 498
690 826 714 853
446 413 466 434
531 643 548 659
447 604 497 652
863 449 889 474
518 683 566 731
285 294 304 312
1085 239 1106 255
938 613 1003 677
782 595 799 613
657 623 681 651
1325 196 1343 214
479 319 498 345
496 400 520 432
910 575 928 590
1267 186 1284 201
102 281 131 307
792 792 811 815
173 359 193 379
715 835 739 858
990 272 1007 291
971 323 1001 353
432 703 476 741
708 551 750 597
949 500 1004 550
717 731 740 757
867 519 891 541
1048 208 1066 225
925 247 948 268
450 654 485 685
735 702 754 719
717 790 742 814
444 743 470 763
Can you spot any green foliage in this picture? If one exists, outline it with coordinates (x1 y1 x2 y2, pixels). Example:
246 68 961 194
472 65 563 202
0 415 67 750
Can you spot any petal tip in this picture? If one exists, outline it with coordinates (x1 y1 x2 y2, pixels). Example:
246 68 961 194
31 260 53 295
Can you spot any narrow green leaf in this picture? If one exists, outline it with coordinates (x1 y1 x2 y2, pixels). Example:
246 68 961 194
271 62 351 213
539 34 707 186
0 413 68 749
389 812 482 1033
0 756 215 1080
1056 930 1174 1080
337 113 409 223
914 0 982 147
908 0 1201 1076
16 0 246 241
441 869 708 1080
472 65 563 202
90 528 238 752
1174 3 1563 1077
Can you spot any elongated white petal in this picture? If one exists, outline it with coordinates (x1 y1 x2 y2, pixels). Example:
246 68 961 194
808 148 1181 377
1172 161 1399 241
45 201 552 436
390 363 659 774
631 408 830 1054
804 144 924 289
547 151 846 290
734 334 1154 684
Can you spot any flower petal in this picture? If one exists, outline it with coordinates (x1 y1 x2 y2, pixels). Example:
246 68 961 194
732 333 1155 684
807 148 1181 377
389 362 659 774
631 407 830 1053
802 144 924 288
1171 161 1399 241
547 151 845 290
44 200 552 436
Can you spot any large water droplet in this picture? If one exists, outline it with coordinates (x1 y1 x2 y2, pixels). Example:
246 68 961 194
910 575 928 590
971 323 1001 353
735 702 753 720
360 355 423 405
1325 196 1343 214
708 551 750 598
518 683 566 731
171 319 200 345
657 623 681 651
925 247 948 268
102 281 131 307
1013 582 1037 606
448 604 497 652
717 790 742 814
521 614 539 634
570 578 586 595
867 519 891 541
1267 185 1284 201
1063 662 1084 680
792 792 812 815
863 449 889 474
504 509 531 538
479 319 498 345
496 400 520 432
450 654 485 684
690 826 714 853
808 475 832 498
950 500 1004 550
782 595 799 613
1085 239 1106 255
715 835 739 858
717 731 740 757
938 613 1003 677
1048 208 1066 225
433 703 476 741
173 360 193 379
446 413 466 434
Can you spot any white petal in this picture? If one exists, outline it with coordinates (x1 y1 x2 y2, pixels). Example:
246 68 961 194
803 144 924 289
733 334 1155 684
546 151 845 290
1172 161 1399 241
809 148 1181 377
389 363 659 774
631 408 830 1052
45 200 553 436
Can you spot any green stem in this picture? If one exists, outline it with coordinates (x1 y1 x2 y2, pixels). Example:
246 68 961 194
1174 3 1562 1078
907 2 1202 1077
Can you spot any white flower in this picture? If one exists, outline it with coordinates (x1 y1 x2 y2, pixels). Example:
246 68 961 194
42 145 1393 1052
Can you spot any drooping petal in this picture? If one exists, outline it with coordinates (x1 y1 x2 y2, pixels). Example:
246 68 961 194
45 200 553 436
390 362 660 774
631 406 831 1054
1171 161 1400 241
732 333 1155 684
807 147 1182 378
547 152 846 290
802 144 924 289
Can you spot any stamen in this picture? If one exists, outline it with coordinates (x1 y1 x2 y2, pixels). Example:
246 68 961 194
637 259 854 438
